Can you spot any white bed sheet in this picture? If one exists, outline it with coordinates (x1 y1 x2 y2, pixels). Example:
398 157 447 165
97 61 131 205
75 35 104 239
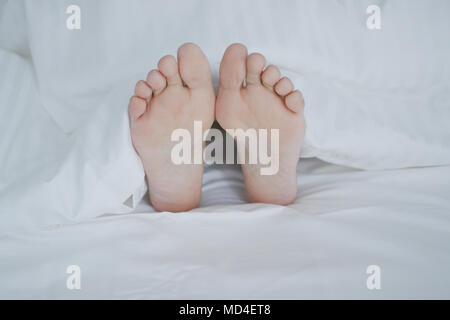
1 158 449 299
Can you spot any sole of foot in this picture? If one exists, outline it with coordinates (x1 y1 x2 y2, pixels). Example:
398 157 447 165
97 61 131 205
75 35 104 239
216 43 305 205
129 43 215 212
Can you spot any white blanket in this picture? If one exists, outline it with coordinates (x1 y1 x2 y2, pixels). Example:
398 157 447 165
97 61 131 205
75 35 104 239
1 0 450 224
1 159 449 299
2 0 449 169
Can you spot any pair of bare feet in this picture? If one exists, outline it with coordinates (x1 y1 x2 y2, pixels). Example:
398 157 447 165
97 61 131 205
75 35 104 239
129 43 305 212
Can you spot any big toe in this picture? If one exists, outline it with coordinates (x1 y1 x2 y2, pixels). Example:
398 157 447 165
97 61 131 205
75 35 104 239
177 42 212 90
219 43 248 90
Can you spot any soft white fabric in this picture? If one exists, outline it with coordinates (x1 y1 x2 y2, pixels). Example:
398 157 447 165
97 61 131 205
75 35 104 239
1 1 450 224
0 48 147 228
3 0 450 169
1 159 449 299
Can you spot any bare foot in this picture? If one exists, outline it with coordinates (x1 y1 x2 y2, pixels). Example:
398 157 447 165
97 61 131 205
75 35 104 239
216 43 305 205
129 43 215 212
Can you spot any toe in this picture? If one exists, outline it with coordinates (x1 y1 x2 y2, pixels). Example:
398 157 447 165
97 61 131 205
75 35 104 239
146 69 167 95
246 53 266 86
129 96 147 121
219 43 248 90
177 42 212 90
158 55 182 86
261 65 281 90
135 80 152 100
285 90 305 113
274 77 294 97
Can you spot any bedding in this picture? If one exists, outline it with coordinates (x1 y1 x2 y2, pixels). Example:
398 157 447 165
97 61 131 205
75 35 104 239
1 158 450 299
1 0 450 299
2 0 449 170
1 0 450 224
0 48 146 228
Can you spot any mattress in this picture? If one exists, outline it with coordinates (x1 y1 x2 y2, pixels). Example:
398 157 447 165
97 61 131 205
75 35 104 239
1 158 449 299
